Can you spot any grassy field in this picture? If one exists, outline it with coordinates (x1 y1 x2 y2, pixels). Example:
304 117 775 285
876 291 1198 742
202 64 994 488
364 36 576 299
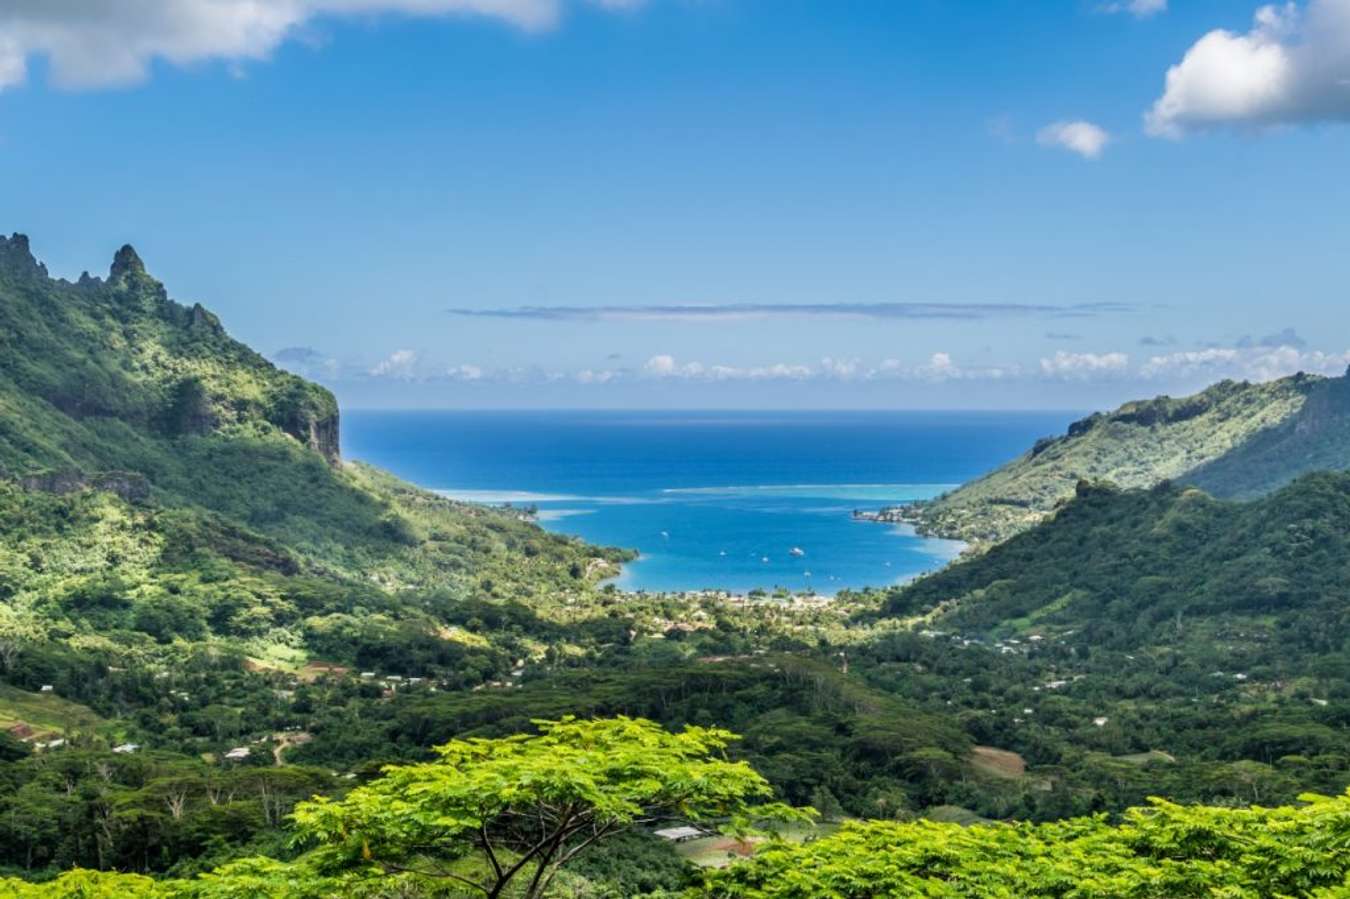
969 745 1028 779
0 683 105 740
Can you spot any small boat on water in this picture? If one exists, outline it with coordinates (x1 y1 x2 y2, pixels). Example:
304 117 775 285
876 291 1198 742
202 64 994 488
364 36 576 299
790 547 806 557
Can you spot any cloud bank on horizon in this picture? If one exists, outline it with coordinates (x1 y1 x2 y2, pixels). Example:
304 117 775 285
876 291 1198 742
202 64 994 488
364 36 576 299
304 337 1350 394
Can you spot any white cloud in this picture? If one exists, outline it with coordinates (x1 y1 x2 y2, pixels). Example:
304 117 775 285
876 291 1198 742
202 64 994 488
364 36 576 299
643 354 678 376
912 352 962 382
1039 351 1130 380
642 355 833 382
338 342 1350 391
1102 0 1168 17
369 348 419 378
640 352 1020 385
0 0 643 92
1138 347 1241 379
446 363 485 381
819 357 862 380
874 353 1016 383
1036 120 1111 159
1146 0 1350 136
1140 344 1350 380
916 352 961 381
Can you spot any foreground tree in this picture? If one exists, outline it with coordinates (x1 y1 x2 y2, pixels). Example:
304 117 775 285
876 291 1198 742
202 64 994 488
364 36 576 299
292 716 805 899
697 790 1350 898
9 783 1350 897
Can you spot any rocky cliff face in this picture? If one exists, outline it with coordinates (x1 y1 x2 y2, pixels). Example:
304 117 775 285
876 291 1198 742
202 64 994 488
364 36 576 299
1184 367 1350 499
18 470 151 504
283 405 341 465
0 233 49 280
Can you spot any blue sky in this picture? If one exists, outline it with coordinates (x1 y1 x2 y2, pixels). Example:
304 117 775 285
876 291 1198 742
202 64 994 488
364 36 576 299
3 0 1350 409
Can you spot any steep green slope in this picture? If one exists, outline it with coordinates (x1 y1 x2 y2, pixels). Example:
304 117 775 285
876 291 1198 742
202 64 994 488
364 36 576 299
0 234 339 474
1187 371 1350 499
0 234 630 669
887 473 1350 671
914 375 1319 543
858 475 1350 819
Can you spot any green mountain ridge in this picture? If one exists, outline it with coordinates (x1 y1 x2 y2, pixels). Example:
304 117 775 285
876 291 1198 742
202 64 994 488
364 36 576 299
914 371 1350 543
0 233 340 476
0 234 632 679
3 232 1350 896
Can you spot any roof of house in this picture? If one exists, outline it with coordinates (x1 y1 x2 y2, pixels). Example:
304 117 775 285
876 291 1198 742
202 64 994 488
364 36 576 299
654 826 705 841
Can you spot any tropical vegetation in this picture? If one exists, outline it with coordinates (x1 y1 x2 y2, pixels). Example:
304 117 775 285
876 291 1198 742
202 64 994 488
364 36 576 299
3 233 1350 896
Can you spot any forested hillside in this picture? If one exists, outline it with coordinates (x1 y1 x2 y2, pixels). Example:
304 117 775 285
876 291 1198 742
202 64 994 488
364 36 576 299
888 472 1350 670
912 373 1347 543
1187 371 1350 498
0 236 1041 892
3 234 1349 896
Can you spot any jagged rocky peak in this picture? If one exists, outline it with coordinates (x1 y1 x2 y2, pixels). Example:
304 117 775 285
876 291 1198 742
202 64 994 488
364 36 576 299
107 241 169 302
109 243 147 281
0 233 49 278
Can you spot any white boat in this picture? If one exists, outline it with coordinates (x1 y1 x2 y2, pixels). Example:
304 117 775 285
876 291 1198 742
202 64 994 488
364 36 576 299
790 547 806 557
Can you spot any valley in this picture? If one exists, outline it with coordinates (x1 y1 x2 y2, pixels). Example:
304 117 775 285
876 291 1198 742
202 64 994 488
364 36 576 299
1 236 1348 896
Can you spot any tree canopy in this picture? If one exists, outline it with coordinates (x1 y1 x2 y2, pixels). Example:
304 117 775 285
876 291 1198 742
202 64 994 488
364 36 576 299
292 715 804 898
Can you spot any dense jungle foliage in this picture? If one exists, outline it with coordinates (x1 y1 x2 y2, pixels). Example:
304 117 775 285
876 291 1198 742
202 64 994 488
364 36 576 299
2 234 1350 896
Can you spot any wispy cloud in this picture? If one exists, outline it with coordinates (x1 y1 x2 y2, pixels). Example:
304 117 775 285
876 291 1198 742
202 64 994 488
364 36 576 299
369 348 419 379
1039 350 1131 380
1237 327 1307 350
1036 120 1111 159
272 346 340 380
1100 0 1167 19
446 301 1133 323
0 0 643 92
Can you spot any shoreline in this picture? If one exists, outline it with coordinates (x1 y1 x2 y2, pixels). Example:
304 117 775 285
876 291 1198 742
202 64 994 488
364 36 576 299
435 483 969 597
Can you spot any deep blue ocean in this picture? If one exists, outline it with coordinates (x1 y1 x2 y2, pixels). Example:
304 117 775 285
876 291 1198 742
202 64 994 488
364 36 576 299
342 411 1076 594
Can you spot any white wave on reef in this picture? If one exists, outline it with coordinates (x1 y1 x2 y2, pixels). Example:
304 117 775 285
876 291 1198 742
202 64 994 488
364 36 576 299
435 489 659 506
435 489 584 504
534 508 596 522
661 483 957 502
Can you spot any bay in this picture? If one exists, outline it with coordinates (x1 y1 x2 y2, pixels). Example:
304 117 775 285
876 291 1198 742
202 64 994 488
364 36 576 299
342 410 1076 594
